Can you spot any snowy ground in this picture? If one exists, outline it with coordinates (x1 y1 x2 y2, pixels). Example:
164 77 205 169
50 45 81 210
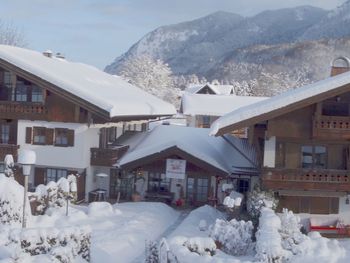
2 200 350 263
0 201 180 263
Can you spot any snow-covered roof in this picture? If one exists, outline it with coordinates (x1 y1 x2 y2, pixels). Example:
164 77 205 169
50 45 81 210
181 92 268 116
118 125 258 175
0 45 176 119
210 71 350 136
185 83 234 95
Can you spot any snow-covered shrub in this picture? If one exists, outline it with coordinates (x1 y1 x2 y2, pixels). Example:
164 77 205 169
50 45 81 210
184 237 216 256
247 184 278 221
209 218 253 256
8 226 91 262
29 175 78 215
0 174 31 226
255 208 290 263
4 154 14 178
279 208 307 254
145 240 159 263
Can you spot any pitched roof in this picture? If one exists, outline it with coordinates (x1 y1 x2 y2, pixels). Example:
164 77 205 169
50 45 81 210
0 45 176 119
181 92 267 116
185 83 234 95
210 71 350 136
117 125 258 175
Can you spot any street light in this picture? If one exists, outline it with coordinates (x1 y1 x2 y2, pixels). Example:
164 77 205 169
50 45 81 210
18 149 36 228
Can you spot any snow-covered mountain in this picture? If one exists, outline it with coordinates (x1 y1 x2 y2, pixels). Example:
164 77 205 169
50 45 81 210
105 2 350 86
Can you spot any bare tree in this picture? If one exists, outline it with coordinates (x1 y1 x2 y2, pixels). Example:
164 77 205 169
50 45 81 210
0 19 26 47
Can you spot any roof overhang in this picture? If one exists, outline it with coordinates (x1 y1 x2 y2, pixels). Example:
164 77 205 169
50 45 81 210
211 79 350 136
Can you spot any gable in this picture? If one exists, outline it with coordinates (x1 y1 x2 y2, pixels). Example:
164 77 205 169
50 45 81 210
211 72 350 136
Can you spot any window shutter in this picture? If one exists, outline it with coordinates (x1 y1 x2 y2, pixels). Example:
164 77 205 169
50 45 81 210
67 129 75 146
25 127 32 144
34 167 46 186
46 128 54 145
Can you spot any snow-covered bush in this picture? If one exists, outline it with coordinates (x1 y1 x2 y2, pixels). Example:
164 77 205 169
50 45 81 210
4 154 14 178
184 237 216 256
255 208 290 263
0 174 31 226
8 226 91 262
145 240 159 263
29 175 78 215
279 208 307 254
209 218 253 256
247 184 278 221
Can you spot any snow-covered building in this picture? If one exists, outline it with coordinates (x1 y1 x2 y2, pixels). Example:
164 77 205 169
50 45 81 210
0 45 176 201
185 83 235 95
211 57 350 215
180 92 267 135
115 125 258 205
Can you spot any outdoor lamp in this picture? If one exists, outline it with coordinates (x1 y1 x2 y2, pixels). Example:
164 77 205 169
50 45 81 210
18 149 36 228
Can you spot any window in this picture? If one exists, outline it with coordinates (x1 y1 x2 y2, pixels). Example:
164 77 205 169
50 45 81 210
202 116 210 128
55 128 68 146
237 179 250 193
31 86 43 102
301 145 326 169
33 127 46 144
0 124 10 144
322 101 349 116
46 168 67 183
3 71 12 88
15 85 27 102
148 172 170 193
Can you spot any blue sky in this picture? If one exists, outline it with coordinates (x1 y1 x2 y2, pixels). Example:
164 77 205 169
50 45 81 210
0 0 345 69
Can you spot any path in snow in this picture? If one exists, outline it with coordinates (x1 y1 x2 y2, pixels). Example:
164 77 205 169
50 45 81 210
131 209 191 263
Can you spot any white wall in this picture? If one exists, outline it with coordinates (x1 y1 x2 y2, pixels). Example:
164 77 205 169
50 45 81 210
263 136 276 168
18 120 100 170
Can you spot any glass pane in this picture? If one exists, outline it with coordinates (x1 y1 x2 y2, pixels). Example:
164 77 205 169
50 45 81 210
301 145 313 168
314 146 326 169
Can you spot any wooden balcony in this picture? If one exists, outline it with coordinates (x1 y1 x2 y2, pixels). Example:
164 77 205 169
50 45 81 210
0 101 48 120
262 167 350 192
0 144 19 161
90 145 129 166
313 115 350 139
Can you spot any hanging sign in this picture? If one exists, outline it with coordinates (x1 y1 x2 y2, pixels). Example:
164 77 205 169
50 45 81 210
166 159 186 179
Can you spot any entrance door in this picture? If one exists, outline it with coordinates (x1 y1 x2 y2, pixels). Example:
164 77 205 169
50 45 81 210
187 176 209 205
237 179 250 194
110 169 133 200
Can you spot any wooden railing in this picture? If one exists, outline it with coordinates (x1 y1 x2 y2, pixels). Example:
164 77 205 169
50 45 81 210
0 144 19 161
262 167 350 192
90 145 129 166
313 115 350 139
0 101 48 118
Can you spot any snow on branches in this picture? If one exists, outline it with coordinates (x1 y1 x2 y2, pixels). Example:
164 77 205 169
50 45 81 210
209 218 253 256
118 55 181 105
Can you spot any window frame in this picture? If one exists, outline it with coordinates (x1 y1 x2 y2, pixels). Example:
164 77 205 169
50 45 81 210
46 168 67 183
33 127 46 145
54 128 69 147
148 172 171 193
301 145 327 169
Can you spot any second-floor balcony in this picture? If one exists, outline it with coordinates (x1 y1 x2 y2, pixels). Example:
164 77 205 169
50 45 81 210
262 167 350 192
313 115 350 139
0 101 48 120
90 145 129 166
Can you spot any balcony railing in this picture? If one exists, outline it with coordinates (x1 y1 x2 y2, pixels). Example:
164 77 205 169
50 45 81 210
0 101 48 118
90 145 129 166
262 167 350 192
313 115 350 139
0 144 19 161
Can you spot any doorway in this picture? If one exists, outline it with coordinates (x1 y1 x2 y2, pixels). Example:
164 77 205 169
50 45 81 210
187 176 209 205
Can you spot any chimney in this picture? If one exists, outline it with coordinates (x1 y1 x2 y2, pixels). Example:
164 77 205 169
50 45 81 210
55 52 65 59
42 50 53 58
331 56 350 77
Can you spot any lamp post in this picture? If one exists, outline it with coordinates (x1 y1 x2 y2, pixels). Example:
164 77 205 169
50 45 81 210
18 149 36 228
